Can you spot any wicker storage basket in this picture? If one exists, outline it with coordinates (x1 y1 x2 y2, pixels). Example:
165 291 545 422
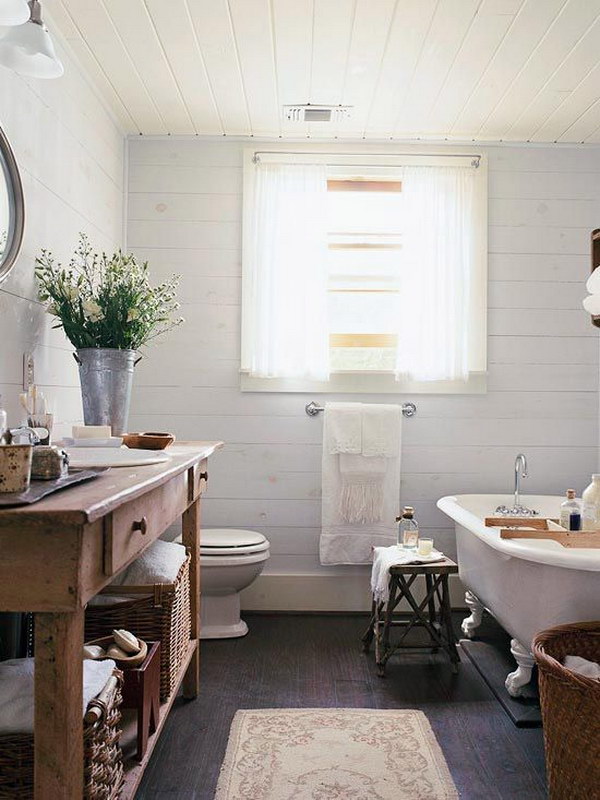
85 554 191 701
533 621 600 800
0 668 124 800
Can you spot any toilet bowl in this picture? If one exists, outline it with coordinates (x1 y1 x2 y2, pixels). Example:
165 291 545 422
199 529 270 639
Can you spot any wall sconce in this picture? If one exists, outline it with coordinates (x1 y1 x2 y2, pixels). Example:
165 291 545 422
0 0 63 79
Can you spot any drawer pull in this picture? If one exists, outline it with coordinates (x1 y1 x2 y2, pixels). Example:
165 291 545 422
133 517 148 535
199 471 208 482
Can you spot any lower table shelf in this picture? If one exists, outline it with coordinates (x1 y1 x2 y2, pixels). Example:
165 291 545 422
119 639 197 800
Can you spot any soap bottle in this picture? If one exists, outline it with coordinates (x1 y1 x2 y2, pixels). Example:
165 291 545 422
397 506 419 550
560 489 581 531
582 475 600 531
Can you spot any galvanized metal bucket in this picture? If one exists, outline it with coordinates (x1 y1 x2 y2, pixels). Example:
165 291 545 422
74 348 140 435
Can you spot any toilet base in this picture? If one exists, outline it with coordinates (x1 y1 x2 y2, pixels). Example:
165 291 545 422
200 591 249 639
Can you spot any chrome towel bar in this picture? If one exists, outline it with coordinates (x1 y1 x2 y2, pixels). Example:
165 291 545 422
305 401 417 418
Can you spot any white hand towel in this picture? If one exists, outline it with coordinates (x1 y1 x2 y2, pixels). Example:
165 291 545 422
362 403 400 457
371 546 446 604
0 657 116 734
564 655 600 679
326 402 362 454
320 403 403 565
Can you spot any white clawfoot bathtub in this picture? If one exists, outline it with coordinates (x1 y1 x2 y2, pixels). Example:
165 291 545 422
437 494 600 697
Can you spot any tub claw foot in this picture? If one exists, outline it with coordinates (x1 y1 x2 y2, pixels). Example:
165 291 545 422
461 591 484 639
505 638 535 698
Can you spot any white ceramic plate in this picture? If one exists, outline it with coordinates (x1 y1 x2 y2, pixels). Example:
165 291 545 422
63 437 123 448
65 447 171 468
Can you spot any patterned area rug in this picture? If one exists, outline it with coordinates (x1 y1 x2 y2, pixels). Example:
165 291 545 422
215 708 458 799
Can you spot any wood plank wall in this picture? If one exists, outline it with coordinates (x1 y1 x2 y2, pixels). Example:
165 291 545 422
127 139 600 602
0 18 124 439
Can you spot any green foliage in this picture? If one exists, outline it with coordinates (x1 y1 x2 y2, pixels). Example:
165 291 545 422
35 234 183 350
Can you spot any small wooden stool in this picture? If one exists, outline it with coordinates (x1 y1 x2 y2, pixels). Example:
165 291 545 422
121 640 161 761
362 557 460 676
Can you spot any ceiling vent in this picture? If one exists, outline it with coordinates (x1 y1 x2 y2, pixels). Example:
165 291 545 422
284 104 352 123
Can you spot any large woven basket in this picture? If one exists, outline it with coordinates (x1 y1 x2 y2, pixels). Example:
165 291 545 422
0 668 124 799
532 621 600 800
85 554 191 700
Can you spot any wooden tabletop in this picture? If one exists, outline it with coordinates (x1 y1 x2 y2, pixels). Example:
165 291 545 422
389 557 458 574
0 442 223 526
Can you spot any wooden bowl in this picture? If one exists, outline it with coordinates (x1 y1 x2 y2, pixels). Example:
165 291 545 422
122 432 175 450
85 635 149 668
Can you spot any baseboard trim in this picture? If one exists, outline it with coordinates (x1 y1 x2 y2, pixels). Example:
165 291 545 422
241 572 466 613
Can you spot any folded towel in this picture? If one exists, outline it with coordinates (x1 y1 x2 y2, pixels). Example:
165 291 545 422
123 538 187 585
88 539 188 605
371 545 445 603
0 657 116 734
564 655 600 679
320 403 402 564
326 402 362 454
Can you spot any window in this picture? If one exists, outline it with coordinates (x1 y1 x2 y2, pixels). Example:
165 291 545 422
241 149 487 394
326 176 403 373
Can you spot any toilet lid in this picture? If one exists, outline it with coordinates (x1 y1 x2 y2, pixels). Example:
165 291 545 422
200 528 269 555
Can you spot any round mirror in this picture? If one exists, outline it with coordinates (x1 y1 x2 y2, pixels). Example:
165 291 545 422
0 125 25 285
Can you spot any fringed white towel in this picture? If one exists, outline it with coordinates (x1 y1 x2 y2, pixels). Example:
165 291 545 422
371 546 446 604
320 402 402 565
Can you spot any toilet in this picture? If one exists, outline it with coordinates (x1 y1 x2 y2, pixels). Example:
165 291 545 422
199 529 270 639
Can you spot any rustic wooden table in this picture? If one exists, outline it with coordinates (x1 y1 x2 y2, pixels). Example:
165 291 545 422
362 557 460 676
0 441 223 799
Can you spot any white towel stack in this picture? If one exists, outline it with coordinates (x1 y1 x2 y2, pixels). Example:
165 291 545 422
0 657 116 734
320 402 402 565
88 538 188 605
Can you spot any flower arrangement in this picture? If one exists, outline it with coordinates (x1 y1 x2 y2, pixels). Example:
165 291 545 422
35 234 183 350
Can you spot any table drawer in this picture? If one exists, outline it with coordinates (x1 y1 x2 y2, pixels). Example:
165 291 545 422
189 458 209 502
104 472 189 576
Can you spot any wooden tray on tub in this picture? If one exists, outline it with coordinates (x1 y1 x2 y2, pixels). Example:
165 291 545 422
484 517 600 549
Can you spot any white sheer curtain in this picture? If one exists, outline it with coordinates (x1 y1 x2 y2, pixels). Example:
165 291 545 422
244 162 330 380
395 165 476 382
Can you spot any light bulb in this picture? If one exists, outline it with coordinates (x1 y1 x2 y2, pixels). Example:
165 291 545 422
0 1 63 78
0 0 30 27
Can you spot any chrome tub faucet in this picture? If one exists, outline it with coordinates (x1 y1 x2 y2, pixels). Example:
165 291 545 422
514 453 527 509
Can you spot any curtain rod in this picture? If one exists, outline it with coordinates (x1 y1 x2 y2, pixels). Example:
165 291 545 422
253 151 482 168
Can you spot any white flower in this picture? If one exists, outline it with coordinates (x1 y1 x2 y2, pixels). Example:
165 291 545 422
127 308 140 322
82 299 104 322
65 286 79 301
47 302 59 316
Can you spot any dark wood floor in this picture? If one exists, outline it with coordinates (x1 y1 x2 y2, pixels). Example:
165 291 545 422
137 613 547 799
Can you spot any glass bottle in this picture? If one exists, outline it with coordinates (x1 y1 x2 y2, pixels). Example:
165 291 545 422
559 489 581 531
397 506 419 550
582 475 600 531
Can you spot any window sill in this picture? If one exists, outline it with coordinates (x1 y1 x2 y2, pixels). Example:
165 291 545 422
240 371 486 394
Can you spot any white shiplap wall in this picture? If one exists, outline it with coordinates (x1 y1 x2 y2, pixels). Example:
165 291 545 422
127 138 600 609
0 23 124 438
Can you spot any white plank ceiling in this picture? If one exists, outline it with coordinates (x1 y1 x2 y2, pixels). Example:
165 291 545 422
46 0 600 142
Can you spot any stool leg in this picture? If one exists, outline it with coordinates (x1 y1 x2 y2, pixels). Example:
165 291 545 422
361 597 376 653
425 573 438 653
441 575 460 672
377 579 397 677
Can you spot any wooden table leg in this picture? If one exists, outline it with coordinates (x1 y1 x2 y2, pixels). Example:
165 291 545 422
182 496 200 699
34 609 84 800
